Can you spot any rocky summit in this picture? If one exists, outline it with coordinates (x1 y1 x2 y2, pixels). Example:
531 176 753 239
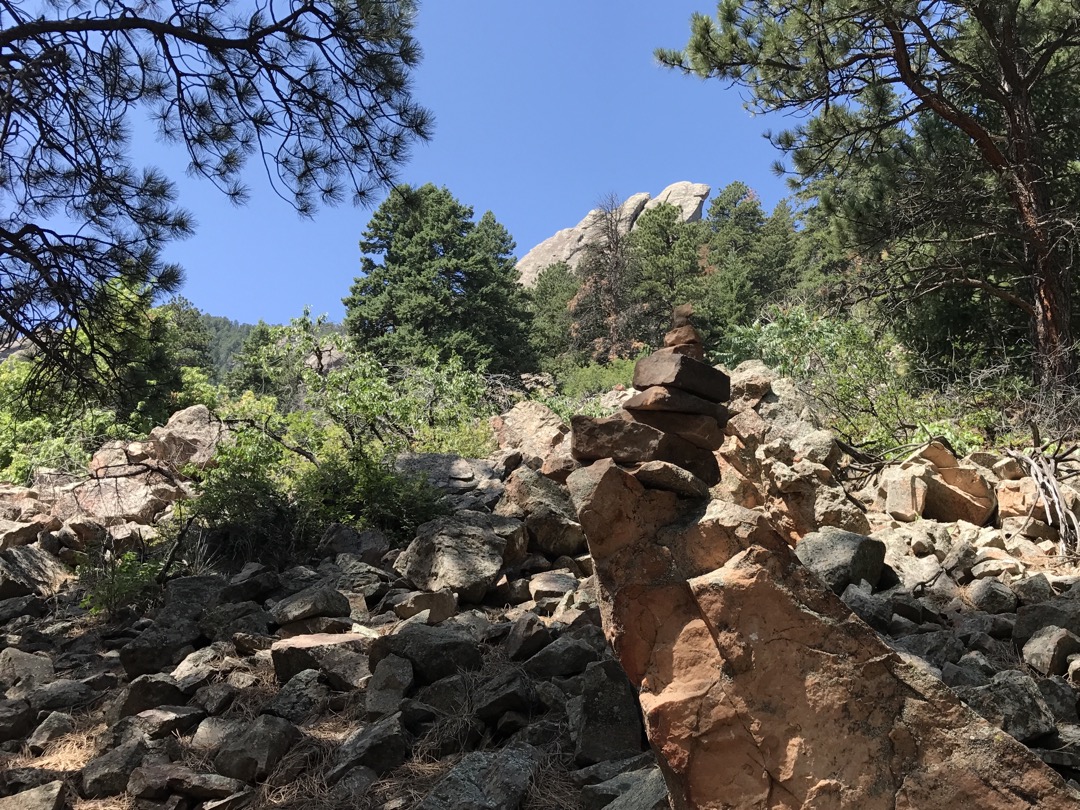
514 182 711 287
3 333 1080 808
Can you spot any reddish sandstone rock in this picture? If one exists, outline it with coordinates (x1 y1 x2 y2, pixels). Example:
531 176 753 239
618 410 726 451
568 459 1076 809
570 416 719 486
623 386 724 419
633 349 730 402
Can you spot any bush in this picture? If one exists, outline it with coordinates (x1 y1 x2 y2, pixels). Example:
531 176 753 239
712 303 998 455
79 551 163 617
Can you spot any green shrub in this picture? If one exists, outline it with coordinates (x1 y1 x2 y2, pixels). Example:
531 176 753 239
556 358 637 399
712 303 999 456
79 552 163 616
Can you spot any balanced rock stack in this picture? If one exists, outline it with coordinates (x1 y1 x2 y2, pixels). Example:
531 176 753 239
570 306 727 492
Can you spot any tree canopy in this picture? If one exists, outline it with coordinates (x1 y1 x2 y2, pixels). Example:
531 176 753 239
660 0 1080 384
0 0 432 396
343 184 535 374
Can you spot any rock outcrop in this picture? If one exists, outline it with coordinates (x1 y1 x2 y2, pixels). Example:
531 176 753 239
515 182 710 287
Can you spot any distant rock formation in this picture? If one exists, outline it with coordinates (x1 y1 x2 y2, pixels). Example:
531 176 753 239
515 181 710 288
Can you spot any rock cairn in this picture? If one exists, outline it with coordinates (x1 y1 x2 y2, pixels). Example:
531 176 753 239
565 311 1079 809
571 308 726 490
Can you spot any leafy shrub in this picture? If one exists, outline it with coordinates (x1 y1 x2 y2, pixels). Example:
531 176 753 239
293 453 447 546
555 358 637 399
79 551 163 616
712 303 998 455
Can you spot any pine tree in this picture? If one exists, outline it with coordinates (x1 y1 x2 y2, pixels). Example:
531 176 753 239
344 185 534 374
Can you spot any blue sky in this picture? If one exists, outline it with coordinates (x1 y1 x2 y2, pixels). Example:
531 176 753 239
145 2 792 325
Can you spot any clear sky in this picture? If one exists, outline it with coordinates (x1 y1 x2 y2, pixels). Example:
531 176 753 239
143 2 792 325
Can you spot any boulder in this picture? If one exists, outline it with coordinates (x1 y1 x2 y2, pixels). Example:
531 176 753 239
496 467 585 556
570 415 719 486
953 670 1057 743
622 386 724 419
618 410 725 451
366 655 414 718
414 742 542 810
328 712 410 782
119 619 202 677
395 514 523 603
60 475 180 525
0 781 66 810
571 659 645 765
82 739 147 797
269 586 350 625
794 528 887 594
265 669 328 724
127 764 245 801
0 545 72 597
1023 626 1080 677
368 623 483 685
270 634 371 691
490 401 570 463
567 458 1077 809
148 404 227 471
214 714 300 782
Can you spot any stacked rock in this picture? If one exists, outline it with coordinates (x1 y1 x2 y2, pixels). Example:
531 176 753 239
569 306 728 494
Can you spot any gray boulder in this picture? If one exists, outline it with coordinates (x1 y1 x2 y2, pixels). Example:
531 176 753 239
395 514 523 603
416 743 542 810
214 714 300 782
953 669 1056 743
795 527 886 594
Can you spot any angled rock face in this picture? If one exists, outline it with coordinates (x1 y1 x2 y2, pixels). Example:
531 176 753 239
568 458 1076 809
515 183 709 287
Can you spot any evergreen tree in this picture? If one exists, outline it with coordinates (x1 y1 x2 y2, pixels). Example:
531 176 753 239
343 185 535 374
660 0 1080 384
626 203 706 346
530 263 580 364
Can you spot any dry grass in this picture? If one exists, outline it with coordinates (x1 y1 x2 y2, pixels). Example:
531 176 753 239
1 715 105 774
524 749 584 810
360 754 461 810
222 658 280 722
71 796 135 810
250 733 341 810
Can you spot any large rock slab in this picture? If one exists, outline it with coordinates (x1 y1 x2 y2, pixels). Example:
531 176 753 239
515 190 658 287
0 781 66 810
395 514 525 603
570 416 719 486
567 458 1076 809
0 545 72 597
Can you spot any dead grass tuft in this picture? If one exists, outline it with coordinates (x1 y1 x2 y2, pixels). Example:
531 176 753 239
524 749 584 810
223 659 280 722
250 733 340 810
2 716 105 773
361 753 461 810
71 796 135 810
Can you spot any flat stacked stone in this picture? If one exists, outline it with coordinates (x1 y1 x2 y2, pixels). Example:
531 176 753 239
570 308 727 492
